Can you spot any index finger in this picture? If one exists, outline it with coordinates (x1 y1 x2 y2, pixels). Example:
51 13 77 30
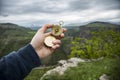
41 24 54 33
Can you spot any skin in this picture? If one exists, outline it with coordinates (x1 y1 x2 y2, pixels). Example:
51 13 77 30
30 24 67 59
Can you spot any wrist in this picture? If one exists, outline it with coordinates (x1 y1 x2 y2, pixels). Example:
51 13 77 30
30 43 44 59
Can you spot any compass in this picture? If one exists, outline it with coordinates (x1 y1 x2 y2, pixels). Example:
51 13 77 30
44 21 64 47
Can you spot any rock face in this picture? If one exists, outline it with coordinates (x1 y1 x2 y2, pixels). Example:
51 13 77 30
40 58 85 80
99 74 109 80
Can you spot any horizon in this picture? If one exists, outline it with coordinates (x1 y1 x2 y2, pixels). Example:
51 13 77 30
0 0 120 27
0 21 120 28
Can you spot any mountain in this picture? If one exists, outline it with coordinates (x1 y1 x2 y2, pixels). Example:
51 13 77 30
78 21 120 38
84 21 120 27
0 23 31 30
29 26 42 30
0 22 120 65
0 23 34 58
0 22 119 80
65 21 120 38
65 21 120 27
0 23 33 37
29 21 120 30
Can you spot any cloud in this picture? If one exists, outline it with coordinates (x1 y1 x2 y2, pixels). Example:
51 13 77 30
92 0 120 10
68 0 92 11
0 0 70 15
0 0 120 26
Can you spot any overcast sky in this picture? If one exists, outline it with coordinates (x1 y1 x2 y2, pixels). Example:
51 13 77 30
0 0 120 27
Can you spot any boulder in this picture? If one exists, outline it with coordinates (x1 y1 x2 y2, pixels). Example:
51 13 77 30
99 74 109 80
40 57 85 80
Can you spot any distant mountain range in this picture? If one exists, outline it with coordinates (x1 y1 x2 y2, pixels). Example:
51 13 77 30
28 21 119 30
1 21 119 30
66 21 120 26
0 23 31 30
63 21 120 39
83 21 120 27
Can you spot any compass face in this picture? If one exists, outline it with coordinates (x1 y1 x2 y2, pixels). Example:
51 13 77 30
44 21 64 47
51 25 62 37
44 36 56 47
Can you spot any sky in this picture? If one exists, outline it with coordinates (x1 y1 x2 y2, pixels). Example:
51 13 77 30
0 0 120 27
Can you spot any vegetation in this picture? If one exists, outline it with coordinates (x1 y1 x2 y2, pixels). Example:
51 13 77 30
25 67 52 80
0 22 120 80
70 30 120 59
0 23 35 58
0 23 68 65
25 57 120 80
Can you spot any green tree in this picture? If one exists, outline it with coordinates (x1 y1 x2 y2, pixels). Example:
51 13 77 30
69 30 120 59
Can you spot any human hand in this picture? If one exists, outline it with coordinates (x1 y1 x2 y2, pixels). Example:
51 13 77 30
30 24 66 59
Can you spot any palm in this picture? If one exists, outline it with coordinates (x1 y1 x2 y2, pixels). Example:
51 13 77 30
40 45 53 57
30 24 66 59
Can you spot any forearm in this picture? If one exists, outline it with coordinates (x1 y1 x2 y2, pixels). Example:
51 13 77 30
0 44 41 80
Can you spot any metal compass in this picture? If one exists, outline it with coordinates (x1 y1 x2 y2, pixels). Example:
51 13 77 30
44 21 64 47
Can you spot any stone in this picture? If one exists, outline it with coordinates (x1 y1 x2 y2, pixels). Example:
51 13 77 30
99 74 109 80
40 57 86 80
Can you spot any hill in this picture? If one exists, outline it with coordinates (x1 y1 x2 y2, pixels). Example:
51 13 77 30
85 21 120 27
79 21 120 39
0 22 120 65
0 23 35 57
65 21 120 38
0 22 119 80
25 57 120 80
0 23 67 65
0 23 31 37
29 26 41 30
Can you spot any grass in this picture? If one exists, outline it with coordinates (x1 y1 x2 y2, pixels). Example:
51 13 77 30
25 56 120 80
24 67 52 80
46 56 120 80
28 31 36 35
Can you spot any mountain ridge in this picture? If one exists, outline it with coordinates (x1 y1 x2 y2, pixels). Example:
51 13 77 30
0 23 31 30
84 21 120 27
1 21 119 30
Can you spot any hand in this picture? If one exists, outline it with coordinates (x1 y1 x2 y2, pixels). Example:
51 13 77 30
30 24 66 59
